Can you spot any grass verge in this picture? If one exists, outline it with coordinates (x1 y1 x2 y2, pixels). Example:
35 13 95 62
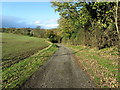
65 44 118 88
2 43 58 89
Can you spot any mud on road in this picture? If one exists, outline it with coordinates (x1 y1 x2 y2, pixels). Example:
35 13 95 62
21 45 95 88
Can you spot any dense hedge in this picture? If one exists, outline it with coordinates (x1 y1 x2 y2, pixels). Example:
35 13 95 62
51 2 119 49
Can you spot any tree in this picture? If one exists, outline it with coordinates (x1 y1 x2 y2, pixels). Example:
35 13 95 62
115 0 120 39
36 26 41 30
45 30 58 43
51 1 119 48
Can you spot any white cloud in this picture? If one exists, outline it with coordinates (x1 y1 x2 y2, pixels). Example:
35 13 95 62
34 19 59 29
35 23 58 29
1 16 59 29
45 19 58 24
43 19 59 28
35 21 40 24
1 15 35 28
45 24 58 28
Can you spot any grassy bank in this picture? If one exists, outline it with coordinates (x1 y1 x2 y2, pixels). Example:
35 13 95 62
65 44 118 88
2 33 49 68
2 44 58 89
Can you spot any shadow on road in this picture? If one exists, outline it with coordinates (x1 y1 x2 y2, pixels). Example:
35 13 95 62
37 46 81 58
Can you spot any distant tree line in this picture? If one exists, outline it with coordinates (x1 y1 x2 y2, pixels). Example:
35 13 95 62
1 27 45 38
51 1 120 49
1 27 59 43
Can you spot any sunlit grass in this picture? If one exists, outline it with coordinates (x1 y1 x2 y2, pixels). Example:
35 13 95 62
65 44 118 88
2 44 58 89
2 33 50 68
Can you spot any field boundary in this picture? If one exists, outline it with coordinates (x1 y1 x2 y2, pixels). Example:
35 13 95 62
2 33 50 69
2 41 58 89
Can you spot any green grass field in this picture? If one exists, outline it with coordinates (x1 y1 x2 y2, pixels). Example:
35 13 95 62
65 44 118 88
2 44 58 88
2 33 58 88
2 33 50 68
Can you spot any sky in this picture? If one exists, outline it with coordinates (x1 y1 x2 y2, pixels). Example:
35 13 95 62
1 2 60 29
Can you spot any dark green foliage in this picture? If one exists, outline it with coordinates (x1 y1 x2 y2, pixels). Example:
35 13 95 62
45 30 59 43
51 2 119 49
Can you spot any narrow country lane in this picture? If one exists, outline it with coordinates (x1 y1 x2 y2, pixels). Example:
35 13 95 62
22 45 95 88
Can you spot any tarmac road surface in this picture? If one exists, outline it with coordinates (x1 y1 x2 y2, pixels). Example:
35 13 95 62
22 45 95 88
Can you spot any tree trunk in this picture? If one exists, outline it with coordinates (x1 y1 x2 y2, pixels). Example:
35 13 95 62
115 0 120 39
